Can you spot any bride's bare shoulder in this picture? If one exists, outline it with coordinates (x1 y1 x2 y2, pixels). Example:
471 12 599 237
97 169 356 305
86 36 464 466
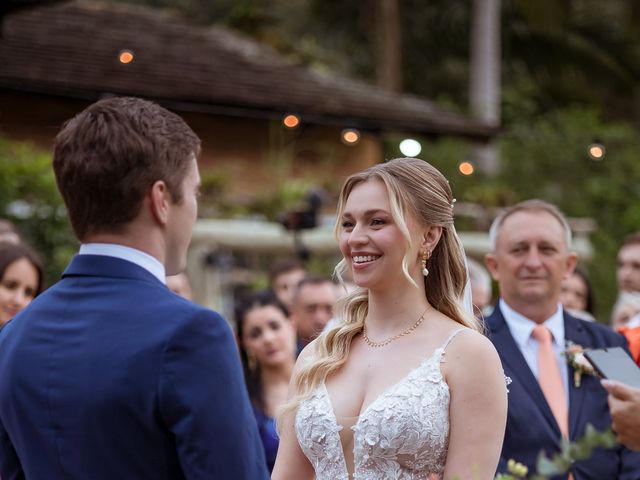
444 326 498 356
293 338 322 372
440 327 504 382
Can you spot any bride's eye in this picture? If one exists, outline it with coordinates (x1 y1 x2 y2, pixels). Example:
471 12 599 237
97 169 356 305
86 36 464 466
341 220 354 229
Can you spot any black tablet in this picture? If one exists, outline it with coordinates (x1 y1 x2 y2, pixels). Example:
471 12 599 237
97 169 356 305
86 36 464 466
584 347 640 389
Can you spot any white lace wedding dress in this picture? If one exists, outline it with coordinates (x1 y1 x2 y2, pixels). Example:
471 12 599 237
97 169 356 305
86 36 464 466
295 329 464 480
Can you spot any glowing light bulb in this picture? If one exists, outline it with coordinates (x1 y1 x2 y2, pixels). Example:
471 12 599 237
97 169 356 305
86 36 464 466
118 49 134 64
399 139 422 157
283 114 300 129
459 162 474 175
588 143 605 160
341 129 360 145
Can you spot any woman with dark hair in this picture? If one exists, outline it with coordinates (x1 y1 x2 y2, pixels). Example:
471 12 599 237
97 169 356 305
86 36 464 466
560 266 596 321
0 242 44 326
235 290 296 472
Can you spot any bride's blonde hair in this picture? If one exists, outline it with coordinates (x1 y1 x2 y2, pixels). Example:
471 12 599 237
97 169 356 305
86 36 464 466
280 157 481 418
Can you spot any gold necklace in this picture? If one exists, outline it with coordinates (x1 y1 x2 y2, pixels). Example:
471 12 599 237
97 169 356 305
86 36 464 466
362 306 431 348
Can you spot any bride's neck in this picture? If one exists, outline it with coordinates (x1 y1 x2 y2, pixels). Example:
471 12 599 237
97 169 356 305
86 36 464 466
365 287 430 335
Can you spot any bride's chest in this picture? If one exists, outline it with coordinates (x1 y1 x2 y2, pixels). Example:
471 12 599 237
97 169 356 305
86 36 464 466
329 359 450 432
294 362 451 479
295 357 451 451
324 346 440 419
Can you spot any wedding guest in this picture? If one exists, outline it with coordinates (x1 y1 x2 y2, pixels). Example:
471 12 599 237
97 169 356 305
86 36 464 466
560 266 596 321
617 232 640 294
612 293 640 366
273 158 507 480
485 199 640 479
236 290 296 473
615 234 640 363
0 242 44 326
289 275 337 353
0 219 20 245
468 256 493 319
611 292 640 330
269 258 306 312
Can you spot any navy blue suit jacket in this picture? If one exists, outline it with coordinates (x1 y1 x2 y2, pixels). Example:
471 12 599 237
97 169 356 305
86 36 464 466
0 255 269 480
487 304 640 480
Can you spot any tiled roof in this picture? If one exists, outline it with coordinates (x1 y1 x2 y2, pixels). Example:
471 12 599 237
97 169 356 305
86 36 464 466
0 0 498 140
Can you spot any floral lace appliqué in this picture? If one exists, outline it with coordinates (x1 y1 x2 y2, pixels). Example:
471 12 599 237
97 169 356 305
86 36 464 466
295 329 465 480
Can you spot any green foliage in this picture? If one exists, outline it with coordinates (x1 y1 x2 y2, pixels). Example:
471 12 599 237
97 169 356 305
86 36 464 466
386 103 640 318
495 425 618 480
198 169 236 218
500 105 640 318
245 180 312 222
501 107 640 205
0 138 76 285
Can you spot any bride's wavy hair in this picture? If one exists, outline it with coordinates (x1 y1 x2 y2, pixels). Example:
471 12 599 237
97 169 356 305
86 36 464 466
280 157 481 418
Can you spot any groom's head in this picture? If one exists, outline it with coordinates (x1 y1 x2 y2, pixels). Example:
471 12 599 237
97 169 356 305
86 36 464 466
53 96 201 243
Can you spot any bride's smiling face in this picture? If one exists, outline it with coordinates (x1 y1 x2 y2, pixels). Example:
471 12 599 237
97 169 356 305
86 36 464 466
338 179 423 290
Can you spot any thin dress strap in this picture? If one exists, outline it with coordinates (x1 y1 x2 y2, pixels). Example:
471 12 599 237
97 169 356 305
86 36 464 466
440 328 467 354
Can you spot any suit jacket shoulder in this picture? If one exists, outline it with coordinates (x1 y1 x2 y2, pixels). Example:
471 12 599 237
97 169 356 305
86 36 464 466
564 311 627 347
486 302 640 480
0 254 269 480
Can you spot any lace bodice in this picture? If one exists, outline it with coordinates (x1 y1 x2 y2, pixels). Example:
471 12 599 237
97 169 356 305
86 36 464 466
295 329 464 480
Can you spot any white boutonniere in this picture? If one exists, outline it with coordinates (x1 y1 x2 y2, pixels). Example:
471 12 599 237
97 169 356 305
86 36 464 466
563 341 595 387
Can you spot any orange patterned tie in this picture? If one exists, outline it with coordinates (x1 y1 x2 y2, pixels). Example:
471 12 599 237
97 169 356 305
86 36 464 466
531 325 569 438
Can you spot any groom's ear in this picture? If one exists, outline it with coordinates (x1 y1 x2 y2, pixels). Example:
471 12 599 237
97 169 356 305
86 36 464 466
149 180 171 226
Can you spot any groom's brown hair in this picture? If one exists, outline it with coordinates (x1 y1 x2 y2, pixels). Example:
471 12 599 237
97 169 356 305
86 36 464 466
53 96 200 240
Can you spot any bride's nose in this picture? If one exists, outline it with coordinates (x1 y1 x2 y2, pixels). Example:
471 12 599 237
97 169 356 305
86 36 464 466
348 223 368 246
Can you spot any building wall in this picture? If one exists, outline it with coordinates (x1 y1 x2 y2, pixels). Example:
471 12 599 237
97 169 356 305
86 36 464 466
0 90 382 197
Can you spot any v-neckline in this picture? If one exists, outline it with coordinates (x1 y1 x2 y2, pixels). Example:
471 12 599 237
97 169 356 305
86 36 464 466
314 346 449 479
321 344 446 430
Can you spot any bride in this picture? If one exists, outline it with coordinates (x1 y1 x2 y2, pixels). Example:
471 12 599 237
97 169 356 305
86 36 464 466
272 158 507 479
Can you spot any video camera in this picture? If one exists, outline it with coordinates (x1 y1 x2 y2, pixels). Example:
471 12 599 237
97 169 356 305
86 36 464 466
278 189 324 232
278 189 326 261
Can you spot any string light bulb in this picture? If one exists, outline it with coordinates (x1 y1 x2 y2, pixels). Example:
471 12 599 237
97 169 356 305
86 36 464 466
283 114 300 129
399 139 422 157
587 142 605 161
118 49 134 64
341 129 360 145
459 162 474 175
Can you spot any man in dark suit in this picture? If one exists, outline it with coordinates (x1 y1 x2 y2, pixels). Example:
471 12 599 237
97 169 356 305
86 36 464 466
0 97 269 479
485 199 640 479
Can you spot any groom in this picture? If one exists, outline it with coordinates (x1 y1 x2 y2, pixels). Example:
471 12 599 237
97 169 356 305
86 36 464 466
0 97 269 479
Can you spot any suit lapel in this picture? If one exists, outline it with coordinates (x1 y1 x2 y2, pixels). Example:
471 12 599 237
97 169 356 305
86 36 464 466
564 312 588 438
489 307 562 438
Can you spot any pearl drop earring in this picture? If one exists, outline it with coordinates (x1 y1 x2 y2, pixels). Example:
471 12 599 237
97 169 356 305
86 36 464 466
422 249 431 277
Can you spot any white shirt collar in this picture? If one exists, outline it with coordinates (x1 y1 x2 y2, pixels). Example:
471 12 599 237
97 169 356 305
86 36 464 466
499 299 565 349
79 243 166 284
